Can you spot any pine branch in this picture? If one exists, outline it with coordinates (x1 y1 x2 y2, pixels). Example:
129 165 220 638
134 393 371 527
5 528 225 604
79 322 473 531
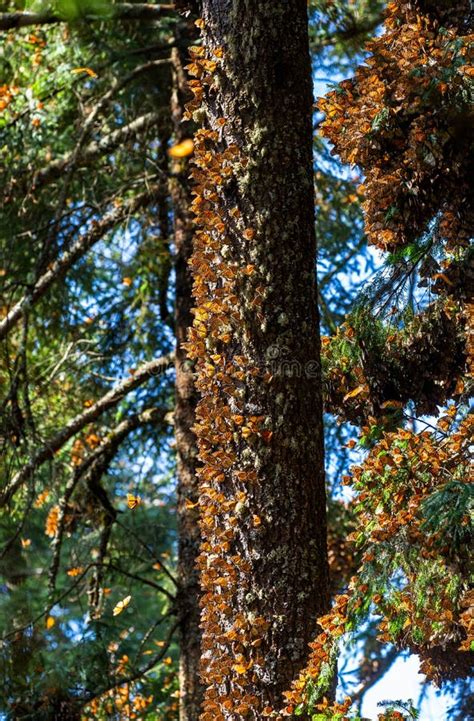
311 15 383 51
0 188 156 342
48 407 166 591
0 3 175 31
81 617 179 704
0 354 174 505
31 111 163 189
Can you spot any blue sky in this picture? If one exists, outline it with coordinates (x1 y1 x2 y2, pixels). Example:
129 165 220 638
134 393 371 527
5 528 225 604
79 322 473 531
361 654 454 720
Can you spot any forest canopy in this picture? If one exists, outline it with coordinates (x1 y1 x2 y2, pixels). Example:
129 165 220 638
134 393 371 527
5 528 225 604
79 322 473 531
0 1 472 720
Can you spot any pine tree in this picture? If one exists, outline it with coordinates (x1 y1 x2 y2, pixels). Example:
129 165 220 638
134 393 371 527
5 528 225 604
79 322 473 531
185 2 330 716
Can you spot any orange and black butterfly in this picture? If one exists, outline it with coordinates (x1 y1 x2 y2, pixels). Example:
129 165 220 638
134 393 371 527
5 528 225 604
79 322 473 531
113 595 132 616
127 493 141 510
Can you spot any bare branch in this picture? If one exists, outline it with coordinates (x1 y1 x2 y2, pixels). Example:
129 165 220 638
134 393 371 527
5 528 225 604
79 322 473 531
0 188 156 341
0 354 174 505
0 3 175 31
2 564 93 642
115 516 178 587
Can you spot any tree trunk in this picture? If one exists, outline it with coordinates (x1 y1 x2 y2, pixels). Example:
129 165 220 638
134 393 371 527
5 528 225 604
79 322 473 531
187 1 330 717
171 36 205 721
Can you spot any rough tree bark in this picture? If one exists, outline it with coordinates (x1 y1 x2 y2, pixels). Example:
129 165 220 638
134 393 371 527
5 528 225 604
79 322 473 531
170 28 205 721
187 1 330 717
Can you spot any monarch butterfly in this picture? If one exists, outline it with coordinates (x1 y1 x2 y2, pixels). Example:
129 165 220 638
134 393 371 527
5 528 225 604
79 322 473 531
66 567 84 577
127 493 141 510
113 595 132 616
168 138 194 159
71 67 98 79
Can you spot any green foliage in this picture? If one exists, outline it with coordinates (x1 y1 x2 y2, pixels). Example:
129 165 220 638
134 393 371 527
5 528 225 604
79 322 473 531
26 0 113 18
309 0 386 64
0 5 179 715
421 480 474 549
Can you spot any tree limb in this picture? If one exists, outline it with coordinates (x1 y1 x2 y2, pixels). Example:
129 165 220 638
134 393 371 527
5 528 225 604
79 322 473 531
81 617 179 705
0 3 175 31
48 407 166 591
0 354 174 505
104 561 175 601
31 111 163 189
0 188 156 342
88 513 115 618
